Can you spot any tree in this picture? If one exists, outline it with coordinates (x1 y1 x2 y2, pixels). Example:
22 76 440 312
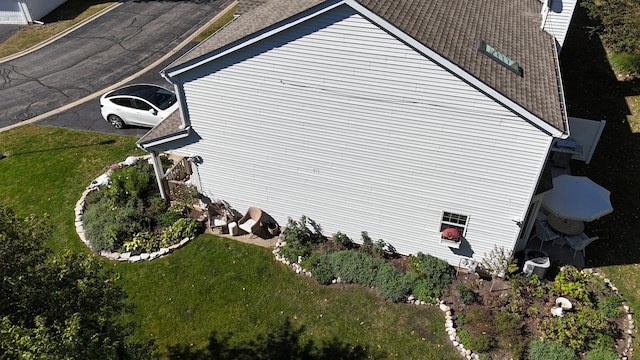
582 0 640 54
0 204 156 359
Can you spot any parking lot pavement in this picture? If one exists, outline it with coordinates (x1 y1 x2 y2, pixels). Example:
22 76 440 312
0 0 231 131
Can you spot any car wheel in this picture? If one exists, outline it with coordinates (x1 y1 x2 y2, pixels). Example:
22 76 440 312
107 115 125 129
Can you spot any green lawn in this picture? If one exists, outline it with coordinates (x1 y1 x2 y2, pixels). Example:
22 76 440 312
0 125 459 358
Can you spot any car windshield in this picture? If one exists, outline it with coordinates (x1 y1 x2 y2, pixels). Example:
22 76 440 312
109 85 177 110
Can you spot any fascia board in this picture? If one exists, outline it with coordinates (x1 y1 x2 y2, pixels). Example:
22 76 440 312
164 0 345 79
137 127 191 150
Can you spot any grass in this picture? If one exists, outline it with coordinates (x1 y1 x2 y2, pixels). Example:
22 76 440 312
0 0 115 59
0 125 459 359
1 1 639 358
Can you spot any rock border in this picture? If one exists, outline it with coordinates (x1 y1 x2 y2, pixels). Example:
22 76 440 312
74 156 193 262
271 239 634 360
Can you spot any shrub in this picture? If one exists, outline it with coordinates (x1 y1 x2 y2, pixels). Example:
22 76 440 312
302 253 334 285
360 231 373 252
331 231 354 250
159 218 203 247
329 250 380 287
373 263 412 302
597 294 623 318
585 347 618 360
124 231 159 253
108 162 155 201
407 252 455 302
550 266 592 302
540 306 611 352
526 339 576 360
157 203 188 227
456 283 477 304
280 216 326 261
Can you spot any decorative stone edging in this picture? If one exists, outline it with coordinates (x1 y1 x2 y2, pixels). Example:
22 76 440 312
437 268 635 360
74 156 194 262
271 239 635 360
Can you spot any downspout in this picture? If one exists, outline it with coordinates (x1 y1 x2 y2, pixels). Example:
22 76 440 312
147 149 168 200
18 1 33 24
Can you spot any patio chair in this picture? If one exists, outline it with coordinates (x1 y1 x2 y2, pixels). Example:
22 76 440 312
238 207 264 237
535 221 562 249
564 233 599 260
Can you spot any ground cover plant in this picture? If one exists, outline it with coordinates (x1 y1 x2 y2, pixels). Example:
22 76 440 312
81 160 204 253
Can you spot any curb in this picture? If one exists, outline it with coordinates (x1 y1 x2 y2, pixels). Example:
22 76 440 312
0 2 123 64
0 1 238 134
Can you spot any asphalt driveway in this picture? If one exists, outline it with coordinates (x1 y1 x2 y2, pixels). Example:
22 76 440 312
0 0 231 130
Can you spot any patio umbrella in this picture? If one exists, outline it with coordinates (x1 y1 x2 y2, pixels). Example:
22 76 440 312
542 175 613 222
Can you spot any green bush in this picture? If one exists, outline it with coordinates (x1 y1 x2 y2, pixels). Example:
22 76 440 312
280 216 326 261
456 283 477 304
157 203 188 227
585 347 618 360
108 162 155 201
302 253 334 285
407 252 455 302
159 218 203 247
330 231 354 250
373 262 412 302
124 231 159 253
540 306 610 352
550 266 592 302
329 250 380 287
597 294 623 318
526 339 576 360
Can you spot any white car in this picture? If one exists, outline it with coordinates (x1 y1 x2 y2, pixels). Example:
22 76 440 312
99 84 178 128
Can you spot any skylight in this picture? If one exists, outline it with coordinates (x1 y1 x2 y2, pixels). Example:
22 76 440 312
477 40 523 76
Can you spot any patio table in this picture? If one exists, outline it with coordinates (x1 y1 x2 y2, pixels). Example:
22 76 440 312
547 214 584 236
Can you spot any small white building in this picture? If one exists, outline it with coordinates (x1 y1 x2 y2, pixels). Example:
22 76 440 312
0 0 67 24
138 0 599 266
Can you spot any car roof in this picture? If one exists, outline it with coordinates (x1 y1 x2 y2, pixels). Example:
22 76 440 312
106 84 169 102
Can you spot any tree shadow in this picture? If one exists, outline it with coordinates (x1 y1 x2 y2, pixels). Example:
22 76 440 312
6 139 116 157
166 319 383 359
41 0 112 22
559 4 640 267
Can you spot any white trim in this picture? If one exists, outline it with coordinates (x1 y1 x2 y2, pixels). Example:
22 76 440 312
165 0 344 78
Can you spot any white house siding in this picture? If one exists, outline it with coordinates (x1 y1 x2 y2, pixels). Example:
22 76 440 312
0 0 67 24
542 0 577 50
0 1 26 23
171 6 552 265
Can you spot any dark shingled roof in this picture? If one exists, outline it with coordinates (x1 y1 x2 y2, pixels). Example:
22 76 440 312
141 0 566 146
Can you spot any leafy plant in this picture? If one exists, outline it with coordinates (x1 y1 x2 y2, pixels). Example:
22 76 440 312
527 339 576 360
124 231 159 253
330 231 354 250
302 253 334 285
159 218 203 247
456 283 477 304
360 231 373 252
279 216 326 261
373 262 413 302
407 252 455 302
550 266 592 302
585 347 619 360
